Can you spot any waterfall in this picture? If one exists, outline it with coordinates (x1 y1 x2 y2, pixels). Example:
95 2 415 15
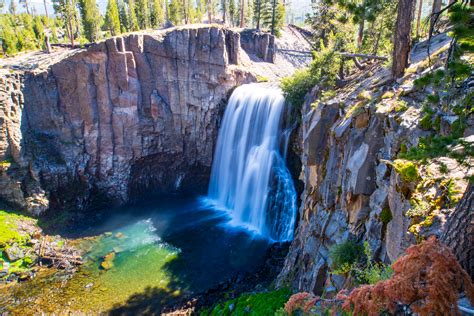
207 83 297 242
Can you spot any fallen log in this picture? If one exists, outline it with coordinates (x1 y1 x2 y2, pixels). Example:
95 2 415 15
339 52 388 61
40 254 83 265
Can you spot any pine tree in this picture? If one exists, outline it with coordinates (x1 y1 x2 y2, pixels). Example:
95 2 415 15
392 0 415 78
150 0 164 27
221 0 227 23
53 0 81 47
78 0 102 42
430 0 442 32
105 0 121 35
195 0 204 22
1 20 18 55
168 0 182 24
253 0 261 29
228 0 235 26
239 0 244 26
43 0 49 17
118 0 129 32
136 0 149 29
128 0 139 30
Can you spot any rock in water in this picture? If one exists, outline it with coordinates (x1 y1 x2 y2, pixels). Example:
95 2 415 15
100 252 116 270
5 243 25 262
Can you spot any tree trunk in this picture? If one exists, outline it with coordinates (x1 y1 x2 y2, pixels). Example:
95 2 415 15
430 0 442 32
357 18 365 49
45 34 52 53
270 0 276 35
441 183 473 280
239 0 244 27
68 20 75 48
222 0 226 24
43 0 49 17
207 0 212 23
256 0 260 29
25 0 31 14
416 0 423 38
372 16 384 55
392 0 415 78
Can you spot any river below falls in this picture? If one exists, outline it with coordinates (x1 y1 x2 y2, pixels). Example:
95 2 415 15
0 195 274 314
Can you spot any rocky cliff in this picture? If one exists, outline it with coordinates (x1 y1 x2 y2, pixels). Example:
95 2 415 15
0 26 257 214
277 36 473 293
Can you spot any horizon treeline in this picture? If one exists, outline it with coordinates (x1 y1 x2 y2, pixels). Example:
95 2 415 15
0 0 285 55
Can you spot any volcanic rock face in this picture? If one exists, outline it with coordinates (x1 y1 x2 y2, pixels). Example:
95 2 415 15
277 48 472 294
0 26 254 213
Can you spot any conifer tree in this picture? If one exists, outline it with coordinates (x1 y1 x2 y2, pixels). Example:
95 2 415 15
128 0 139 30
221 0 227 23
118 0 129 32
43 0 49 17
392 0 415 77
168 0 182 24
195 0 204 22
53 0 81 47
105 0 121 35
150 0 165 27
228 0 235 25
253 0 261 29
78 0 102 42
136 0 149 29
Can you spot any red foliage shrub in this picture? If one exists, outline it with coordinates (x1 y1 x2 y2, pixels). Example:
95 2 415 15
285 292 320 315
341 237 474 316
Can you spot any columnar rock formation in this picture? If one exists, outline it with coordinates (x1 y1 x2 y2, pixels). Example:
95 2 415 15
0 26 255 214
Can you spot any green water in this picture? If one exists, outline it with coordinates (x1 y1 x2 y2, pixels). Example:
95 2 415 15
0 196 271 314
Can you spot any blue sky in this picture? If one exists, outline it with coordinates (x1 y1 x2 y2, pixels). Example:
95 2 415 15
3 0 311 20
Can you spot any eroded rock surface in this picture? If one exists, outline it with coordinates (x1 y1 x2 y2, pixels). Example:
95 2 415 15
277 35 473 293
0 26 257 213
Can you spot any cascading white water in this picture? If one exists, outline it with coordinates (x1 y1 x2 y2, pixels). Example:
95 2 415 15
207 83 297 241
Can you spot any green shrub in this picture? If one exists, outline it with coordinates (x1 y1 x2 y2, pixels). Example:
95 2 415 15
353 243 393 285
281 33 341 110
280 68 318 109
394 100 408 112
380 207 393 225
427 94 440 104
329 240 363 275
393 159 419 183
439 162 449 174
201 289 291 316
419 114 433 130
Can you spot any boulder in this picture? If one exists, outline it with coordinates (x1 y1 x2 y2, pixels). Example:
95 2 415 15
4 243 25 262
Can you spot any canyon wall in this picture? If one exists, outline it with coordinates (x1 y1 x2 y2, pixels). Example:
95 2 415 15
277 57 473 293
0 26 255 214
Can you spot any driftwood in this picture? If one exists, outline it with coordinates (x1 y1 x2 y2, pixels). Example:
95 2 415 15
338 52 387 80
339 53 388 61
37 236 83 269
277 48 313 55
50 43 93 49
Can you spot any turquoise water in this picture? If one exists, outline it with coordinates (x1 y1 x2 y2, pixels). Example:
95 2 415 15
1 195 273 313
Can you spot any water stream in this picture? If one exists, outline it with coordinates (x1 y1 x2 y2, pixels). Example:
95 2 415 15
207 83 297 241
0 83 298 313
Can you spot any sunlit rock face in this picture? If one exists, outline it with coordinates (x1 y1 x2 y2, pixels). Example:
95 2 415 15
0 26 257 213
276 61 472 294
